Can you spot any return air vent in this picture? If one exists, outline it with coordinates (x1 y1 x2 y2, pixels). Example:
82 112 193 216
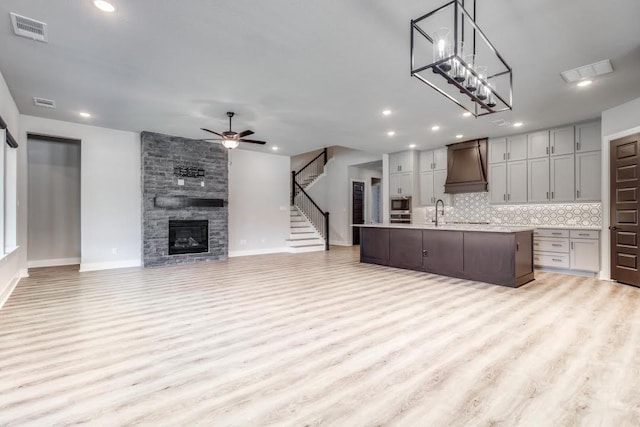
561 59 613 83
33 97 56 108
10 12 48 43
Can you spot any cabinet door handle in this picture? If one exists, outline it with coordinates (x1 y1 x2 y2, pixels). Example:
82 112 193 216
503 153 506 160
398 165 401 171
552 258 563 262
577 190 580 198
551 191 554 199
577 142 581 151
398 187 401 194
551 146 555 154
579 233 590 236
552 244 562 247
508 194 511 201
571 242 574 250
422 250 429 257
552 232 562 235
546 147 549 155
507 152 511 160
546 192 549 200
503 194 506 201
516 242 520 251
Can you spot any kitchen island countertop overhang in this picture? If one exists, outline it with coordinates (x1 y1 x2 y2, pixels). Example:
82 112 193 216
353 223 535 288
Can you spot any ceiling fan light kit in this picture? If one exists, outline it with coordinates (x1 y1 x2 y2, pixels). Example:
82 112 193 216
201 111 267 150
410 0 513 117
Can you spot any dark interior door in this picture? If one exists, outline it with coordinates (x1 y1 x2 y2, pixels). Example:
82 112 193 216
610 133 640 286
352 181 365 245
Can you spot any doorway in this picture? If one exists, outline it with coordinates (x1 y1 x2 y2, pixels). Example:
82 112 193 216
371 177 381 223
610 133 640 286
27 134 81 268
352 181 365 245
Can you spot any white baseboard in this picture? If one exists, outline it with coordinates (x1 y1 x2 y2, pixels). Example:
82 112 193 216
79 259 142 272
0 270 22 310
229 247 288 257
331 240 351 246
27 257 81 268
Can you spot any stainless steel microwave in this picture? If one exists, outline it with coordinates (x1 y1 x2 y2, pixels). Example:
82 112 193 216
390 197 411 212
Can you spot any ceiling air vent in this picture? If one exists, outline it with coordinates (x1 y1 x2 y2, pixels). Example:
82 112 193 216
10 12 48 43
561 59 613 83
33 97 56 108
491 119 511 127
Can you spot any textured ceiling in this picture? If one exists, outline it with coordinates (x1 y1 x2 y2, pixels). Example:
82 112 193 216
1 0 639 155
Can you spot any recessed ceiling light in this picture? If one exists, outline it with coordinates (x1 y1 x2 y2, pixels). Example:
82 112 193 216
463 112 472 117
431 125 440 131
409 144 417 148
382 109 392 116
93 0 115 12
79 112 91 118
577 80 592 87
456 134 463 139
387 131 395 137
513 122 524 127
271 146 279 151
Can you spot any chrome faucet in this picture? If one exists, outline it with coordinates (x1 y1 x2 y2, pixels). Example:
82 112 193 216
434 199 445 226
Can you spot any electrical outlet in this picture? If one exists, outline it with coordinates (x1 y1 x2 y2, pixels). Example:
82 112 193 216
200 181 205 187
178 179 185 186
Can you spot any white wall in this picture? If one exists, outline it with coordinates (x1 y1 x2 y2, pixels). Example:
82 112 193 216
228 149 290 256
27 138 81 266
601 96 640 280
20 115 142 272
0 68 25 309
306 146 382 245
349 165 382 225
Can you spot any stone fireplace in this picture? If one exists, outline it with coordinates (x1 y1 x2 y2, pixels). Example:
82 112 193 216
141 131 228 267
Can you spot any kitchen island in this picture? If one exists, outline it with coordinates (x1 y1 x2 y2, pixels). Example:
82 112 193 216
356 224 535 287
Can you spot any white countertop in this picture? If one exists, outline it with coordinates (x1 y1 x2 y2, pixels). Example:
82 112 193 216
354 223 535 233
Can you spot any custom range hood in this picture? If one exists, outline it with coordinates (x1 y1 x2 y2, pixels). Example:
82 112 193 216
444 138 488 193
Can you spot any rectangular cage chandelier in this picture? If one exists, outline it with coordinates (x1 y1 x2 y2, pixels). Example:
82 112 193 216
410 0 513 117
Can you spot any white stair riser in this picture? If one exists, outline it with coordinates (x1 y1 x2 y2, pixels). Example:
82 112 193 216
288 245 325 253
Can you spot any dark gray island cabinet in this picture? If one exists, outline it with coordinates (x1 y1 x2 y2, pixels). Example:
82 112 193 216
358 225 534 288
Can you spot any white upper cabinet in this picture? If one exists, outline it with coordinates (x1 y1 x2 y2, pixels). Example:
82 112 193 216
527 131 550 159
528 158 550 203
390 172 413 196
419 148 447 172
433 148 447 170
489 137 507 163
576 151 601 201
390 151 414 173
550 154 575 202
550 126 575 156
434 169 448 202
507 135 527 161
576 121 601 153
489 163 507 204
419 172 435 205
507 160 527 203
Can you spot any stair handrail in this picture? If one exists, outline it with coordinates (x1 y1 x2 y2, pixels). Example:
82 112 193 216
293 180 330 250
294 148 328 180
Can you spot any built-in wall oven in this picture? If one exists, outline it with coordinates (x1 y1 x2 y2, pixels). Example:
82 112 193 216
390 197 412 224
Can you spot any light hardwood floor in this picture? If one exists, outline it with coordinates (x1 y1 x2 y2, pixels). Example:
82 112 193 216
1 247 639 426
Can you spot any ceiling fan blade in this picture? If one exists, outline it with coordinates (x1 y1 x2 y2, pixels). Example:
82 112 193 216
201 128 223 137
200 138 223 141
239 139 267 145
238 130 254 138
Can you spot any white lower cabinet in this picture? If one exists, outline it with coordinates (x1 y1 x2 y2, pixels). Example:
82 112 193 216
570 230 600 272
534 228 600 274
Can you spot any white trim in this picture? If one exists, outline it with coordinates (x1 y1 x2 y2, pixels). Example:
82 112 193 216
0 270 21 310
20 268 29 278
331 240 351 246
229 247 289 257
79 259 141 272
601 124 640 281
27 257 81 268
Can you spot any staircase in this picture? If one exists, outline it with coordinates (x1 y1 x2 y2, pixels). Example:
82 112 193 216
289 148 330 252
287 206 326 253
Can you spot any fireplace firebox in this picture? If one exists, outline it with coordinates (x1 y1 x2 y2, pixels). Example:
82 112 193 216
168 220 209 255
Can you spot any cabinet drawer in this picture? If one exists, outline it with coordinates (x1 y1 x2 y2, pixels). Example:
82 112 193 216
569 230 599 239
533 238 570 253
534 252 570 269
534 229 569 238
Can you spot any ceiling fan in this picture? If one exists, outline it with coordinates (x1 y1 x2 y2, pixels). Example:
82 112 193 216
201 112 266 150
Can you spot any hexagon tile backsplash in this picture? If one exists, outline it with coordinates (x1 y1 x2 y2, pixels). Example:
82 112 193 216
416 192 602 228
